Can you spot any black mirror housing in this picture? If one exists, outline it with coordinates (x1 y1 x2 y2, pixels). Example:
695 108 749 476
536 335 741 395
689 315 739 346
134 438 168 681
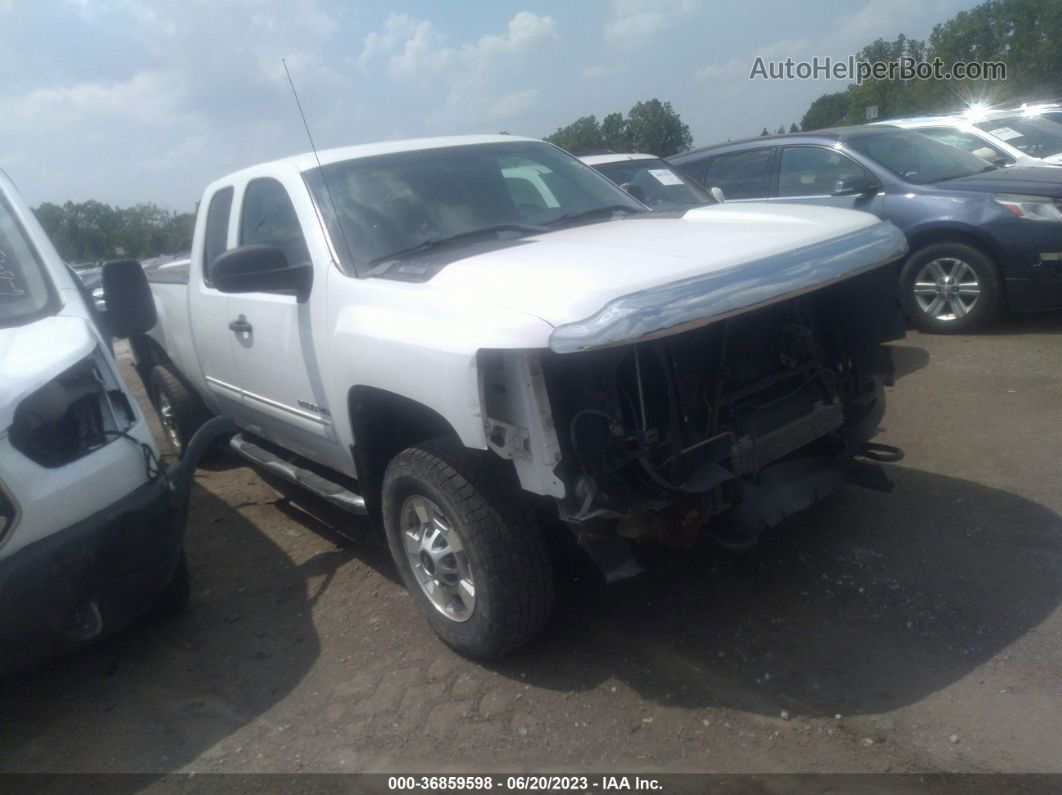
832 174 879 197
101 259 156 338
211 245 312 301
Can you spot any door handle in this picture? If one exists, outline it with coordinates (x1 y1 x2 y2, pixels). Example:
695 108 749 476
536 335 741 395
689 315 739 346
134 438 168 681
228 315 253 334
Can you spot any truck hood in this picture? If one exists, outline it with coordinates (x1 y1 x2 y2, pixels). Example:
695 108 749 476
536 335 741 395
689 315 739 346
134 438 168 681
424 203 906 350
0 314 97 429
938 166 1062 197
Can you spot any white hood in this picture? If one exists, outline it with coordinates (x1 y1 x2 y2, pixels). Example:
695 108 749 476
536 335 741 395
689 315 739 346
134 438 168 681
426 203 889 327
0 314 97 429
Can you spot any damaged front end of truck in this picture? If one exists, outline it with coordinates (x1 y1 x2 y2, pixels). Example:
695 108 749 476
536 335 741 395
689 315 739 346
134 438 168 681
480 222 908 574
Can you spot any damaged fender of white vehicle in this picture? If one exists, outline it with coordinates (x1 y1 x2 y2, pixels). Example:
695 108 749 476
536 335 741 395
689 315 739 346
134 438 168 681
548 221 908 354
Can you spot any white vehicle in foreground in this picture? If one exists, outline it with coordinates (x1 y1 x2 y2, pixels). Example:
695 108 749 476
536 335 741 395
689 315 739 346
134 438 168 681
110 135 909 658
0 169 229 673
875 115 1062 167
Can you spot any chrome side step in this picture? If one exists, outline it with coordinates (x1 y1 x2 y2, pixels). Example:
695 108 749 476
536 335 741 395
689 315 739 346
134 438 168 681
229 433 367 514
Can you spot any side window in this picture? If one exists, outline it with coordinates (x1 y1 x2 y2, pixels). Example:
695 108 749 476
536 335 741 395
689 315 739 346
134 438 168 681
239 179 310 268
920 128 1013 164
202 186 233 286
703 149 773 199
671 156 711 186
778 147 869 197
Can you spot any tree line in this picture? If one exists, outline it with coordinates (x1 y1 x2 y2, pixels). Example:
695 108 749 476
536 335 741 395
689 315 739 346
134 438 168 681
800 0 1062 130
545 99 694 157
33 200 195 264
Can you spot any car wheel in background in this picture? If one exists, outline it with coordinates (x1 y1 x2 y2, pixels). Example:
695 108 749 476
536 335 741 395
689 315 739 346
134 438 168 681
900 242 1001 333
382 438 554 659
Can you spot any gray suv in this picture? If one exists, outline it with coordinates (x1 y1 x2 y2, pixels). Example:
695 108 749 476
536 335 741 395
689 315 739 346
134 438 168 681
669 126 1062 332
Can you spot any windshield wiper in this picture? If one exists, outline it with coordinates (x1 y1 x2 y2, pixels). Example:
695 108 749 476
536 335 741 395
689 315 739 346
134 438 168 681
368 223 547 266
544 204 644 227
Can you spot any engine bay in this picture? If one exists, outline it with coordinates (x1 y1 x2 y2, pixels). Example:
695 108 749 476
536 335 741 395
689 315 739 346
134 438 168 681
540 265 904 536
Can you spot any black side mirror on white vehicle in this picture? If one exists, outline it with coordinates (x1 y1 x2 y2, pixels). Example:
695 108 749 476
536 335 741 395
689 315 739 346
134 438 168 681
832 174 880 197
212 245 313 302
102 259 157 338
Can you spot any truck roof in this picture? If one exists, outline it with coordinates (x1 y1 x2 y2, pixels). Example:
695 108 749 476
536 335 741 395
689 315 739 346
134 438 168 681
219 134 541 182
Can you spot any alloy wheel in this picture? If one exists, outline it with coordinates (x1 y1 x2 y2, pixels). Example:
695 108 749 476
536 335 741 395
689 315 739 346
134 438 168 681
400 495 476 622
913 257 981 321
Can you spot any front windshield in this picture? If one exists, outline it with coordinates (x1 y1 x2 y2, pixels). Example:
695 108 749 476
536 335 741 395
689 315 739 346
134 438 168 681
974 115 1062 158
304 141 646 274
593 159 713 210
0 193 55 329
847 130 995 184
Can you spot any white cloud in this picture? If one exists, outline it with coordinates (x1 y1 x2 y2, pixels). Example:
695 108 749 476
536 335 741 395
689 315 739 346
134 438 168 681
1 70 183 133
582 63 630 79
603 0 701 44
357 10 557 79
488 89 539 121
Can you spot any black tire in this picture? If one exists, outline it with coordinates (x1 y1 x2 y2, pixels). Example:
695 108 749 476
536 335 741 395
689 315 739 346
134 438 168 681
152 552 191 616
382 438 554 659
900 242 1001 333
149 365 209 457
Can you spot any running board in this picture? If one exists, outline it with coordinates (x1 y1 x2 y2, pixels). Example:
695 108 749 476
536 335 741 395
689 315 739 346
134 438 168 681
229 433 367 514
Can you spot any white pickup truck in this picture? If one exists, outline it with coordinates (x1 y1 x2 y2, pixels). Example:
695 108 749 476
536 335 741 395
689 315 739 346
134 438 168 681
108 135 908 658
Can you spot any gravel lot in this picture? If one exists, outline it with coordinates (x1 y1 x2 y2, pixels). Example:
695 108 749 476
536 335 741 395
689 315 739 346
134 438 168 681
1 317 1060 775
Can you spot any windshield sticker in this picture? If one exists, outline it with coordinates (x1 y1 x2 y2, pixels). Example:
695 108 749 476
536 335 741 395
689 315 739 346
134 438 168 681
988 126 1023 141
647 168 684 186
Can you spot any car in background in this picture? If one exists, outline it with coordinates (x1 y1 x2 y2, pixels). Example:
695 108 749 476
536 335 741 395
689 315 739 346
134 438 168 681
1015 103 1062 125
871 116 1048 168
578 152 716 210
0 169 229 674
668 126 1062 333
968 109 1062 165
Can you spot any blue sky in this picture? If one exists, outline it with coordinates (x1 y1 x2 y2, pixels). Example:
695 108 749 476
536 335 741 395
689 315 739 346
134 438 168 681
0 0 984 210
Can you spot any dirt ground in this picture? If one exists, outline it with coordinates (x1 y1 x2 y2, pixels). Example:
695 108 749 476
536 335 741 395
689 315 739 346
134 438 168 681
1 316 1060 775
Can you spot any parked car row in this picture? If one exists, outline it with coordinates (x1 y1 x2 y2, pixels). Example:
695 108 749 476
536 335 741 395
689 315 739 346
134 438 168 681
577 104 1062 334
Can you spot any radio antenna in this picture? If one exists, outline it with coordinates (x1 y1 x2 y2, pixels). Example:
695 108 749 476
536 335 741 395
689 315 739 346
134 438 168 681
282 58 353 268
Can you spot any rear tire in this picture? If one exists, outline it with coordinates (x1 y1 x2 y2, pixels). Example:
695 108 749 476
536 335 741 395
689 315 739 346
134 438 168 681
382 438 554 659
900 242 1001 333
149 365 210 458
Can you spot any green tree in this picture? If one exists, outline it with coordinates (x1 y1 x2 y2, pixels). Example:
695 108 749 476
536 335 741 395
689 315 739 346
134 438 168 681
843 35 932 123
789 123 800 132
800 91 851 130
33 200 196 262
624 99 692 156
545 99 692 156
545 115 604 152
600 112 632 151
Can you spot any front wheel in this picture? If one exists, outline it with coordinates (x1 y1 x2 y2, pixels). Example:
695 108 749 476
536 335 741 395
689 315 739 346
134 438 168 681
382 439 554 659
900 243 1001 333
149 365 209 457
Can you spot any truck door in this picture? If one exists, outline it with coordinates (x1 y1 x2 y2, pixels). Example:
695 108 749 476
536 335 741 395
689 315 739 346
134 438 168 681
188 186 244 417
224 176 343 466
